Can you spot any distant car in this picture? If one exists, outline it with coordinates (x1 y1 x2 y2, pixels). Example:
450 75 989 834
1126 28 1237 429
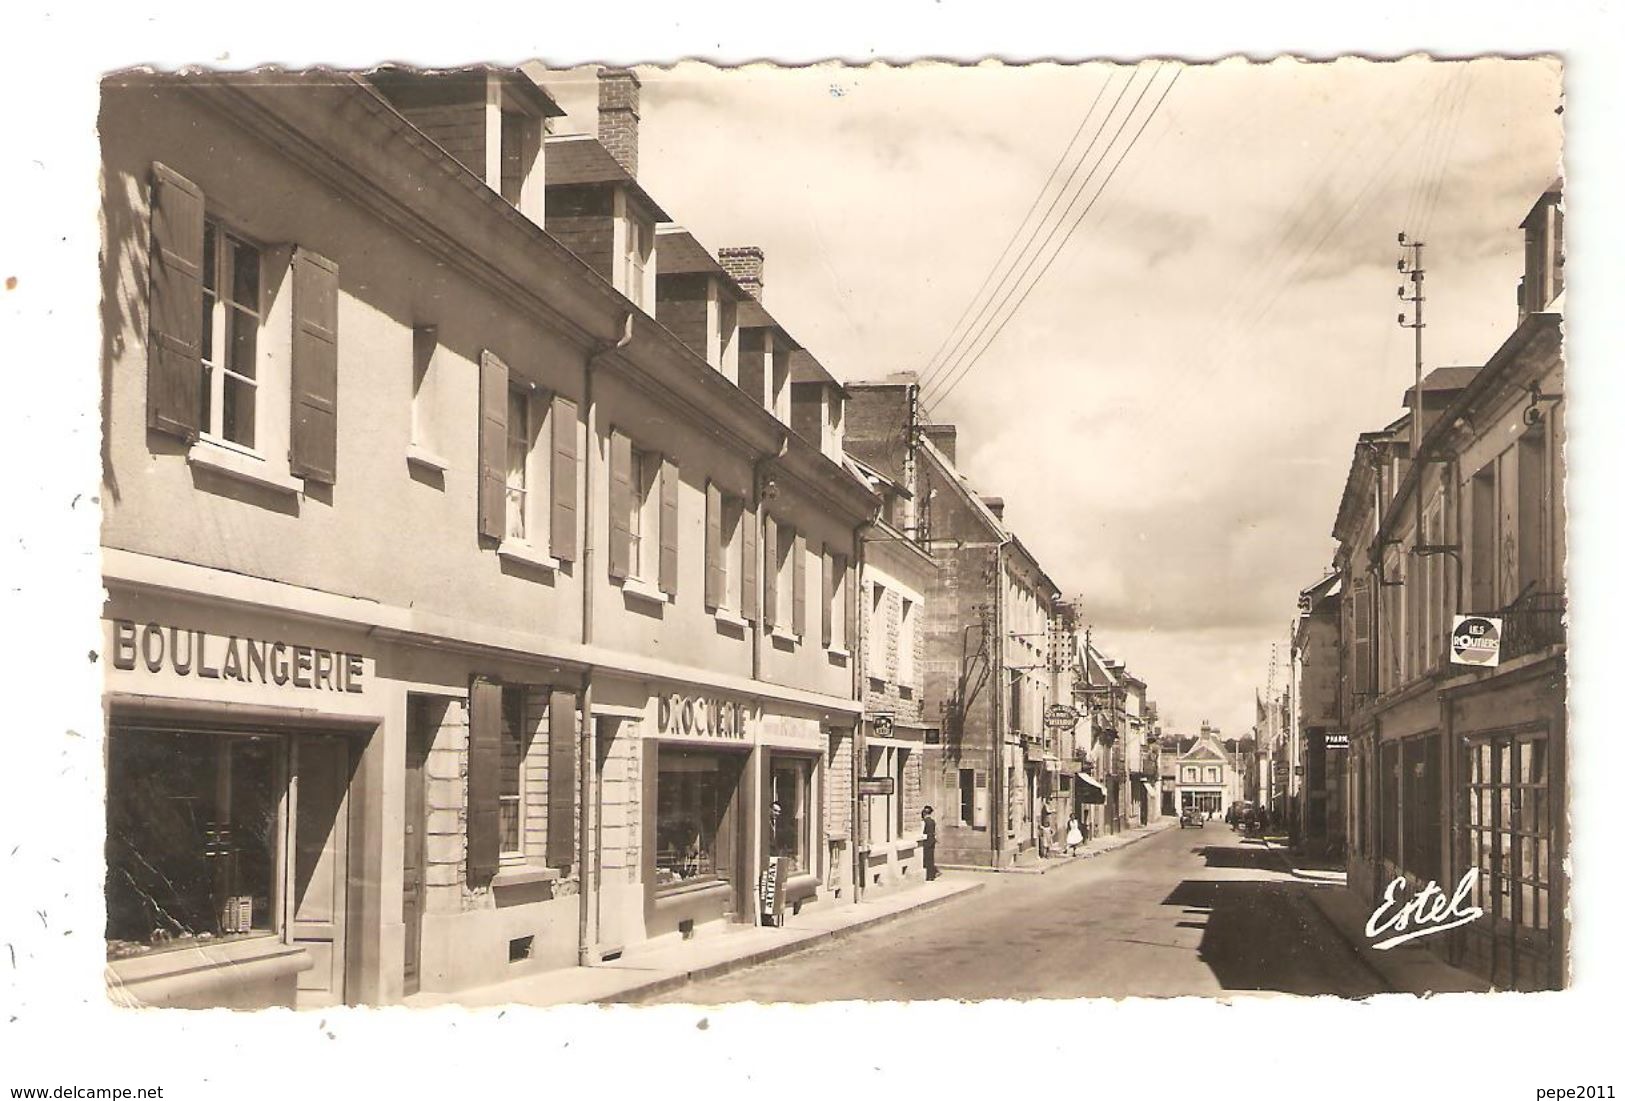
1179 808 1205 829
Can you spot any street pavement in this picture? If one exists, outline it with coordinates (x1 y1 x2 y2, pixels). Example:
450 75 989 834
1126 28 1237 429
643 820 1388 1002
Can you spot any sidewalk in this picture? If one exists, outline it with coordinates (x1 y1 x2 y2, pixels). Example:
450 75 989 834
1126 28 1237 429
404 874 983 1008
1258 838 1491 996
944 817 1178 875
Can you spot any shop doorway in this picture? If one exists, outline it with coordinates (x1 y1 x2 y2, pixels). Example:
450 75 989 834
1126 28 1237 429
401 700 435 997
292 736 354 1009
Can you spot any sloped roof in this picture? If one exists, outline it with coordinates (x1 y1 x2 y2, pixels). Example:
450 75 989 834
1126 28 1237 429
1403 365 1482 406
788 348 846 395
544 135 671 220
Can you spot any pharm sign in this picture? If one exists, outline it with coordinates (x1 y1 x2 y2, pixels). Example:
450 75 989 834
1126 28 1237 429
1450 615 1502 668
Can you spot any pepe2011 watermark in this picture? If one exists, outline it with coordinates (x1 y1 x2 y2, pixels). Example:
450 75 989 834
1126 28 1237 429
1364 868 1486 950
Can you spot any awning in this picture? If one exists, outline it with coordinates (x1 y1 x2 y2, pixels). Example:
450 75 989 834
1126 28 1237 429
1075 771 1108 804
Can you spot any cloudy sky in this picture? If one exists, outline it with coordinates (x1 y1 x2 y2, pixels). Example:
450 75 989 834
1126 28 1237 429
540 57 1562 737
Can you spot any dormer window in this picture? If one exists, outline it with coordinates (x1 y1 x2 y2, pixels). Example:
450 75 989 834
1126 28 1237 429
625 216 649 309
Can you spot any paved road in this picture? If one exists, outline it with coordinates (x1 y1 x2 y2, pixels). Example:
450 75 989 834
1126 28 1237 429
645 823 1387 1002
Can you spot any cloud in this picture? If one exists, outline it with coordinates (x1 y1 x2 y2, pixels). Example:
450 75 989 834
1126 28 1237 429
531 57 1561 735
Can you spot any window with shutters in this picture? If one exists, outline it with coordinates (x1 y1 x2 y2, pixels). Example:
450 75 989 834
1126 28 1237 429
707 488 747 618
498 687 528 858
200 220 263 450
609 430 676 599
624 217 649 309
505 387 533 541
407 325 447 472
827 552 849 653
148 164 331 496
897 596 915 690
774 521 798 636
628 445 657 580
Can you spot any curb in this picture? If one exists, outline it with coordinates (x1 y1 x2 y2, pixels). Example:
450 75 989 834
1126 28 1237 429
602 881 986 1004
941 820 1177 876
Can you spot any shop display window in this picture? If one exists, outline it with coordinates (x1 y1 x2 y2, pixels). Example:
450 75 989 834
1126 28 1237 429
655 750 731 889
770 756 812 875
106 730 281 960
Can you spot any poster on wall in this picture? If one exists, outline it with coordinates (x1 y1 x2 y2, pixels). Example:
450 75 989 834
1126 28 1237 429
1450 615 1503 668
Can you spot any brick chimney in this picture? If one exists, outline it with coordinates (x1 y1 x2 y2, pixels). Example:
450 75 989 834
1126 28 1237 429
980 496 1005 521
598 68 640 177
719 246 764 301
921 423 957 465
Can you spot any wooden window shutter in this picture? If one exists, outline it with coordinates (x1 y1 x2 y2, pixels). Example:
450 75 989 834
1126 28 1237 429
550 394 578 561
146 162 205 440
845 557 858 653
290 247 339 483
762 515 778 629
792 530 807 637
547 688 577 866
741 507 759 622
821 547 835 648
466 676 503 886
477 350 509 541
705 481 724 610
608 429 633 579
658 456 680 596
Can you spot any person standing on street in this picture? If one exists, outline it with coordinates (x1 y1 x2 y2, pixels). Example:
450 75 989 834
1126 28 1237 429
921 806 939 880
1065 814 1084 856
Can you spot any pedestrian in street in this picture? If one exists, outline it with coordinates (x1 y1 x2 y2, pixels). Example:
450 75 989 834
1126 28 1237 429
921 805 938 880
1065 815 1084 856
1039 801 1054 857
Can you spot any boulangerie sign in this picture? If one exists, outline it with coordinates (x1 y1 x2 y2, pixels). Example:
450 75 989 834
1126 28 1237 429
108 619 368 693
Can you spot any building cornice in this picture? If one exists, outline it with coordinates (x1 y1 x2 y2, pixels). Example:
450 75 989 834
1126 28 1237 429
101 547 862 716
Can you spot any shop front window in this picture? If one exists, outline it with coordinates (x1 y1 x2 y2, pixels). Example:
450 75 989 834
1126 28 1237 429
769 757 812 875
106 729 280 961
655 749 735 889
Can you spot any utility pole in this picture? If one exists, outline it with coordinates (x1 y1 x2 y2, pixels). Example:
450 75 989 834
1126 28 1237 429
1398 233 1426 456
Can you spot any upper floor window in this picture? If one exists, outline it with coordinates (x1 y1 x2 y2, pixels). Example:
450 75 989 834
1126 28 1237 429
898 596 916 685
505 386 538 541
608 430 677 597
477 351 577 566
200 221 262 449
146 162 338 491
823 551 850 653
625 217 649 309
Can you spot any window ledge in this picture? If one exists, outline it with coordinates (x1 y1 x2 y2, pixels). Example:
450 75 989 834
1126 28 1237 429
406 442 450 473
492 865 561 888
187 439 303 496
620 576 672 606
712 607 750 630
826 646 851 660
770 626 800 646
498 539 560 573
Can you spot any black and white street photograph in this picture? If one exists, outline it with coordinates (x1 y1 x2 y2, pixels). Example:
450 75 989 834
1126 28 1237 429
5 4 1624 1098
88 54 1565 1009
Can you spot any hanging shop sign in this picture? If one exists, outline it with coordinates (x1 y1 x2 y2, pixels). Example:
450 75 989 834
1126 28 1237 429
657 693 751 740
858 777 896 797
1044 704 1079 730
1325 732 1350 750
109 619 366 693
1450 615 1502 668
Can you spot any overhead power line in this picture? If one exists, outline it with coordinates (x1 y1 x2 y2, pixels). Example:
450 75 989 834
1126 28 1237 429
916 71 1119 390
926 66 1181 409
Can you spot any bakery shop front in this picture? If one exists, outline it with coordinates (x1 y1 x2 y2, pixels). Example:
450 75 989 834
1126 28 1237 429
102 599 385 1010
634 683 833 945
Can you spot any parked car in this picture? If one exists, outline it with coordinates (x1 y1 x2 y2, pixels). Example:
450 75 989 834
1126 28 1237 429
1179 808 1205 829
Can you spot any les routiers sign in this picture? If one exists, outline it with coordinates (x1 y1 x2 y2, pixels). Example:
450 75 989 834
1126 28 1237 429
108 619 367 693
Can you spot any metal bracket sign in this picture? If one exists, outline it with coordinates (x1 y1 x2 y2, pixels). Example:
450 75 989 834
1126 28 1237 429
858 777 896 797
1044 704 1078 730
1450 615 1502 668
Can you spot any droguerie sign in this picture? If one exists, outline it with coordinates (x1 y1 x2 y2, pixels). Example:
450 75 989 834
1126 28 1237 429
657 693 750 740
109 620 366 693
